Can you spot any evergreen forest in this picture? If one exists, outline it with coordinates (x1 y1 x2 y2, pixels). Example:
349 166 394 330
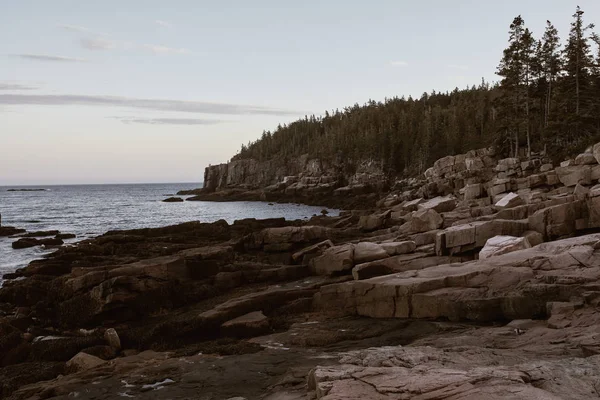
233 7 600 175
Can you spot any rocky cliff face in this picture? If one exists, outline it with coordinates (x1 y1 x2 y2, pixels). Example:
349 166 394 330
203 155 387 193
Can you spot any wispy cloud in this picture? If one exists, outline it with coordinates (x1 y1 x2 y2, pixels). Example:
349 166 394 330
143 44 191 55
0 93 304 117
81 37 117 51
58 24 108 36
115 116 224 125
59 23 189 55
13 54 88 63
0 82 38 91
390 60 408 67
155 20 172 28
448 64 469 71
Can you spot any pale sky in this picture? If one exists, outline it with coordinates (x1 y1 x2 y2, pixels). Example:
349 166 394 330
1 0 599 185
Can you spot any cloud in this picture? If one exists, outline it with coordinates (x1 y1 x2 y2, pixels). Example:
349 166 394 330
81 37 117 51
13 54 88 63
448 64 469 71
115 117 224 125
58 24 107 36
390 60 408 66
59 23 189 55
0 93 304 117
143 44 191 55
0 82 38 91
155 20 172 28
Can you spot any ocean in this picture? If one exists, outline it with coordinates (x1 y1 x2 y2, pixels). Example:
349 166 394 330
0 183 339 283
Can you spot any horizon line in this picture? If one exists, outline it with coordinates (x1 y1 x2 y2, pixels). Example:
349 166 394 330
0 181 204 187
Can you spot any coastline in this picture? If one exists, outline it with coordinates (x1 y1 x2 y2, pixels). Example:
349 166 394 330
2 147 600 398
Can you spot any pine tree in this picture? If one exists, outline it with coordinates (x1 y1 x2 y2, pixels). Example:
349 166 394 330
540 21 561 129
497 16 531 157
561 6 595 141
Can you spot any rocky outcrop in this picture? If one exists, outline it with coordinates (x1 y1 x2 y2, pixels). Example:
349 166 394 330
309 346 600 399
182 156 389 209
4 142 600 399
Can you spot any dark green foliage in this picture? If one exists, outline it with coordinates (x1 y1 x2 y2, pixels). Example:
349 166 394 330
234 7 600 172
234 85 501 176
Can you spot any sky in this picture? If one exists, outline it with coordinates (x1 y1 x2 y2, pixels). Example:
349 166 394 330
1 0 599 185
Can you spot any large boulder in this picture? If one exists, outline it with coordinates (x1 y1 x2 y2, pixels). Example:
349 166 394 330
406 209 443 233
103 328 121 350
358 214 386 232
495 192 524 209
380 241 416 256
353 242 389 264
311 244 355 276
479 235 531 259
555 166 592 187
436 219 529 256
65 352 106 373
221 311 270 338
575 152 597 165
418 196 457 213
463 183 482 200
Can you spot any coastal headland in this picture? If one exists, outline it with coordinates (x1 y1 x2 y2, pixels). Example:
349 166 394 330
2 144 600 399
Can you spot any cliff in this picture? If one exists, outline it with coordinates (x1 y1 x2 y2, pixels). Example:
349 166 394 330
188 155 389 209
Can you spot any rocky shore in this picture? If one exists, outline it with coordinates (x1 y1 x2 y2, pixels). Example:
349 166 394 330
2 144 600 399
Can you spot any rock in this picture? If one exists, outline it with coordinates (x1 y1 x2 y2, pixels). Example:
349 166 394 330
479 235 531 259
358 214 386 232
573 183 589 198
12 237 63 249
163 197 184 202
39 238 63 247
0 226 26 237
221 311 270 338
417 195 457 213
465 157 484 171
522 230 544 247
55 233 76 240
435 219 529 256
353 242 389 264
379 241 416 256
292 240 334 263
463 183 482 200
250 226 330 250
540 163 553 172
575 152 597 165
308 345 600 400
104 328 121 350
315 233 600 321
402 198 424 211
495 192 523 208
594 142 600 164
406 209 443 233
65 352 106 373
21 230 60 238
11 238 39 249
555 165 591 187
311 244 355 275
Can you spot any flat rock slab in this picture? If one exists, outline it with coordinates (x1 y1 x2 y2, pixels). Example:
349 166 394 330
315 234 600 322
221 311 270 338
309 345 600 400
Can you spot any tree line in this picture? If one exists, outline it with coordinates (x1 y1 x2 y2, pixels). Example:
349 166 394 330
233 6 600 176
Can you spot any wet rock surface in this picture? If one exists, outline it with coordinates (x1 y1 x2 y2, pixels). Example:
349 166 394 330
3 145 600 399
